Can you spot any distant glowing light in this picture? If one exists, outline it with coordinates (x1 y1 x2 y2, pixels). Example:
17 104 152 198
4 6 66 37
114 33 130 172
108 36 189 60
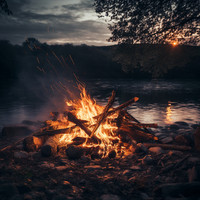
172 41 178 47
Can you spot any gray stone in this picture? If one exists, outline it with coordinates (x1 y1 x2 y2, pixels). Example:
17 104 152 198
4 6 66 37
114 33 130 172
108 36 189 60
100 194 120 200
161 136 173 144
149 147 164 154
14 151 29 159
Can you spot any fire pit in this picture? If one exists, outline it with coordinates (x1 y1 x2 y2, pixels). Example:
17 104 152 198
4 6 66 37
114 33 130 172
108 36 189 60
23 85 158 159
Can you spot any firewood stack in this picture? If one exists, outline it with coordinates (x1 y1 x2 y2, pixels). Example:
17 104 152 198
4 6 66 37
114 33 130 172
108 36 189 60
22 90 162 158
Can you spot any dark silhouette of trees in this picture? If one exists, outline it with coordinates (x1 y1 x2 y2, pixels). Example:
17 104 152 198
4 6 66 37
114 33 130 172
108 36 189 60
0 0 12 14
94 0 200 45
113 44 200 78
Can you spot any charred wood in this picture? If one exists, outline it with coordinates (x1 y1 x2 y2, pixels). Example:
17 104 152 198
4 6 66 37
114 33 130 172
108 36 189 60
90 90 116 137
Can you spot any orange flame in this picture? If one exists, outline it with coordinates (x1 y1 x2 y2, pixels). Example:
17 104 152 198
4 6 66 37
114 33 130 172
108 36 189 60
48 85 127 157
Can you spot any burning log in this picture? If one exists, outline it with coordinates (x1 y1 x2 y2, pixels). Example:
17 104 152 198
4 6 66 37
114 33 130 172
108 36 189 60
143 143 192 151
116 110 126 128
23 136 45 152
90 90 116 137
41 136 59 157
119 125 158 142
67 112 92 136
34 126 77 137
124 111 153 133
106 97 139 117
71 137 99 145
124 122 158 129
94 97 139 120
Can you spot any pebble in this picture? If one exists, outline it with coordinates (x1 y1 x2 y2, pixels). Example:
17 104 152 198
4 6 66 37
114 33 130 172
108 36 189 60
169 124 179 130
122 169 132 176
161 136 173 144
149 147 164 154
55 166 68 171
62 180 71 188
175 121 189 127
191 124 200 129
174 134 190 145
142 155 153 165
100 194 120 200
14 151 29 159
40 161 55 169
135 143 148 153
130 165 142 171
84 165 101 169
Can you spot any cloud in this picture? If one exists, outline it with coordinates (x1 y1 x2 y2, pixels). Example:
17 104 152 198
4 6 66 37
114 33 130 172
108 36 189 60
0 0 111 46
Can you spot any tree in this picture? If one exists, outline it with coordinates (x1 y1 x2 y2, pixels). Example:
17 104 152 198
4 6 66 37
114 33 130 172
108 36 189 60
0 0 12 15
113 44 200 77
94 0 200 45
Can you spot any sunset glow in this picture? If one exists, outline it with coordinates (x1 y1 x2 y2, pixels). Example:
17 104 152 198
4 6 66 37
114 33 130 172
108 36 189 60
172 41 178 47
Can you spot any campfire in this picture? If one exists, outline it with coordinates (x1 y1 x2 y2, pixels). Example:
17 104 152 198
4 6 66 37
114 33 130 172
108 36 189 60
23 85 158 159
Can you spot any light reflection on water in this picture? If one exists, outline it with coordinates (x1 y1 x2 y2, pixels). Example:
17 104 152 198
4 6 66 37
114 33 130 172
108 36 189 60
0 79 200 130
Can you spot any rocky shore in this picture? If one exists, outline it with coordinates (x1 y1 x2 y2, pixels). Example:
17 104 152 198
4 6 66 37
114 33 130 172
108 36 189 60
0 121 200 200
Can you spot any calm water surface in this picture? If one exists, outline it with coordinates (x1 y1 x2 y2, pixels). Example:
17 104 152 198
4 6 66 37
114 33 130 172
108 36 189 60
0 79 200 131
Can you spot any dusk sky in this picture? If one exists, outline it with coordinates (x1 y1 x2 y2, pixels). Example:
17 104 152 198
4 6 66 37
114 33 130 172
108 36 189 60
0 0 112 46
